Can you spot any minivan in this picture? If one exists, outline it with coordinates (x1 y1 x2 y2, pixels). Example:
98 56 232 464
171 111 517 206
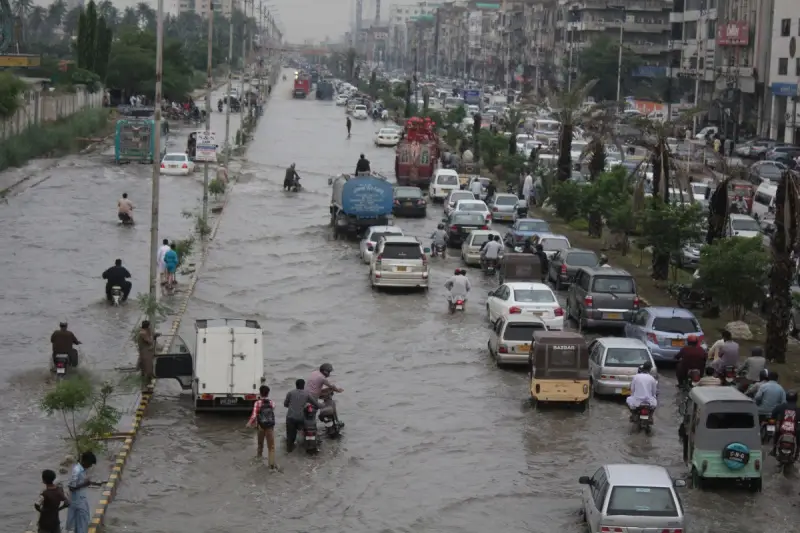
369 236 430 290
430 169 461 202
751 181 777 220
566 267 640 330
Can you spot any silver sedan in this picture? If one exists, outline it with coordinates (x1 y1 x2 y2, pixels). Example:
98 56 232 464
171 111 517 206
359 225 404 264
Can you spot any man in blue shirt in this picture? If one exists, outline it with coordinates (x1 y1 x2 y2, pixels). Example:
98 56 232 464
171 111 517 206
755 371 786 419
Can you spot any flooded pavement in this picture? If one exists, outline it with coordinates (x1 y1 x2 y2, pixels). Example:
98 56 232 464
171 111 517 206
101 74 799 532
0 91 241 532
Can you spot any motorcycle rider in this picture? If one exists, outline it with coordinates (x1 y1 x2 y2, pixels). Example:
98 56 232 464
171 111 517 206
444 268 471 305
284 163 300 191
480 234 503 270
217 98 223 112
737 346 767 392
627 362 658 411
306 363 344 425
284 379 319 453
51 321 81 367
534 244 549 282
697 366 723 386
102 259 132 303
675 334 707 388
355 154 371 174
755 371 786 421
117 193 134 224
430 224 448 257
770 390 799 458
469 178 483 199
485 180 497 202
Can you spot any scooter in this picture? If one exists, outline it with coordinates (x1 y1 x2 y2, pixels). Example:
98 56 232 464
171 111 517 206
53 353 71 380
118 213 134 226
303 403 319 454
631 404 654 434
431 242 447 259
483 256 500 275
448 296 466 313
721 365 737 386
761 417 777 444
775 433 798 470
318 390 344 439
290 178 302 192
110 286 123 306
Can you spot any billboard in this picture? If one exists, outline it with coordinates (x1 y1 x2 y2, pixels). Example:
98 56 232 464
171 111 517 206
716 21 749 46
468 11 482 49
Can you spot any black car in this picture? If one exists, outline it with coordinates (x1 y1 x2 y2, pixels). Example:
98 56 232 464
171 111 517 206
445 212 489 247
393 186 427 217
545 248 599 290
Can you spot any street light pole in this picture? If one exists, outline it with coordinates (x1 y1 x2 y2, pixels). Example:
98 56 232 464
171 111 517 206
149 0 164 317
615 21 623 103
239 0 248 128
224 0 235 166
202 0 213 224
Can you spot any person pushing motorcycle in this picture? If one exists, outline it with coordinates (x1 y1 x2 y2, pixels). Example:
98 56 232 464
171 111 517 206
284 163 300 191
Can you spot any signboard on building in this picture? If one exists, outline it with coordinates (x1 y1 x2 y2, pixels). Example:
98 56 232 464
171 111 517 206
195 131 218 163
468 11 482 49
771 82 799 97
716 21 749 46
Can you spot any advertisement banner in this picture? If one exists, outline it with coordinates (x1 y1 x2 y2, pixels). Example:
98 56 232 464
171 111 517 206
468 11 482 49
716 21 749 46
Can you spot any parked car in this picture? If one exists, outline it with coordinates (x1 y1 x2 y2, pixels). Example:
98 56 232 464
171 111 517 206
393 186 427 217
160 153 195 175
369 236 430 290
359 225 404 264
735 139 783 159
748 160 787 184
503 218 551 248
675 242 704 269
566 267 640 330
589 337 658 396
546 248 599 290
488 315 548 366
623 306 706 363
486 282 564 330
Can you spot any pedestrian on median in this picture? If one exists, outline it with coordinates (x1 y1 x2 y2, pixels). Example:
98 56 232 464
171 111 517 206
284 379 319 453
35 469 69 533
157 238 170 285
246 385 278 468
136 320 157 394
522 172 533 208
346 116 352 138
66 452 101 533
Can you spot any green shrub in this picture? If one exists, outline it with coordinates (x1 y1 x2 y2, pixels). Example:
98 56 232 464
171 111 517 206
548 180 584 222
0 108 110 171
568 218 589 231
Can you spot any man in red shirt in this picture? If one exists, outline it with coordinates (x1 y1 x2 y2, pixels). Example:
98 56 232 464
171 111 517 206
676 334 707 388
246 385 277 469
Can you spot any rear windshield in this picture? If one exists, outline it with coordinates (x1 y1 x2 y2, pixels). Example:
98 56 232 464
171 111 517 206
495 196 518 206
503 323 545 341
651 317 699 334
470 234 498 246
514 289 556 303
517 221 550 232
163 155 185 162
381 243 422 259
436 174 459 185
449 193 475 204
396 187 423 198
565 252 598 267
540 238 569 251
369 232 399 243
592 276 635 293
458 202 487 212
606 487 678 517
452 214 486 225
549 346 579 368
706 412 755 429
604 348 650 367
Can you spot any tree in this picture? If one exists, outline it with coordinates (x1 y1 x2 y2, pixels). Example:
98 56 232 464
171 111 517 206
46 0 66 29
577 167 630 239
83 0 98 71
345 48 356 81
574 36 641 102
135 1 155 30
641 200 704 281
62 5 81 35
120 6 138 28
698 237 769 320
547 79 597 182
505 109 524 155
94 16 112 80
0 72 28 118
765 171 800 363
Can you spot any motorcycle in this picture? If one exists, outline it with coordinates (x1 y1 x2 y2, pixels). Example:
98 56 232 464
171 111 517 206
679 369 702 394
721 365 737 386
775 433 798 469
290 178 302 192
318 390 344 439
303 403 319 454
118 213 134 226
448 296 466 313
431 242 447 259
761 417 777 444
53 353 71 380
110 286 123 306
631 404 654 434
482 257 500 275
669 283 712 310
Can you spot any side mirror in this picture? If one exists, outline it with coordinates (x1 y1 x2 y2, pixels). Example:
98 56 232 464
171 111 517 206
673 479 687 488
578 476 593 486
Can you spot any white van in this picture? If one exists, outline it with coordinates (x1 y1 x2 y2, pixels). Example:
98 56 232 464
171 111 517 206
154 318 265 412
430 169 461 202
751 181 777 220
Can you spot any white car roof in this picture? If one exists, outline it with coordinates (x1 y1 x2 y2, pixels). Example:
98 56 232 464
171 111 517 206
503 315 549 325
595 337 649 349
504 282 552 291
456 200 488 208
163 153 187 158
729 213 756 221
381 235 419 244
436 169 459 177
367 225 402 234
379 128 397 133
469 229 501 237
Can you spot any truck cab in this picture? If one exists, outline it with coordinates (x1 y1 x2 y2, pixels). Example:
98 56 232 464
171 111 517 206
153 318 265 412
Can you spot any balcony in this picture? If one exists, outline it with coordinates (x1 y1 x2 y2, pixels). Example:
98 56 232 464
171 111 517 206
625 43 671 55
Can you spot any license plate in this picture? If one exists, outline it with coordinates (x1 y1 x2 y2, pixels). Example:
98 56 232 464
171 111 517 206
605 313 622 319
219 397 237 405
404 201 412 206
455 304 464 310
396 266 407 272
671 339 685 347
305 435 316 441
529 311 544 316
767 425 775 432
518 344 530 352
56 368 65 374
169 164 178 168
639 415 650 420
462 227 477 232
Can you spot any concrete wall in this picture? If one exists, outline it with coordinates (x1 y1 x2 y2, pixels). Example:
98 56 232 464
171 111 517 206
0 85 105 141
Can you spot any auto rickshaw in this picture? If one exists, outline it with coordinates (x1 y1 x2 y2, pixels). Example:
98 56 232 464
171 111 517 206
528 331 590 408
498 252 543 285
679 386 762 492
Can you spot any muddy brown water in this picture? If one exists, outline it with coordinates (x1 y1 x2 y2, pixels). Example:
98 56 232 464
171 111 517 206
3 77 797 532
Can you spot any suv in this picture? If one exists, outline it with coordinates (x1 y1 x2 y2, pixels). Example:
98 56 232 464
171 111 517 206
369 236 430 290
566 267 640 330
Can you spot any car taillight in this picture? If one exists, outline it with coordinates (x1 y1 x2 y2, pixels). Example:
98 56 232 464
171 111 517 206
498 345 508 353
600 527 624 533
481 225 488 230
456 299 464 305
509 306 522 314
633 296 641 308
416 199 425 205
486 214 492 220
697 335 704 344
647 332 659 344
244 394 257 400
560 264 567 274
56 362 65 368
182 163 188 169
554 307 564 317
160 163 165 168
583 295 593 307
492 207 498 212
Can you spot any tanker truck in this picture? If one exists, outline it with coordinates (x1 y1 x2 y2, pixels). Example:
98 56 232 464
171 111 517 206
329 172 393 239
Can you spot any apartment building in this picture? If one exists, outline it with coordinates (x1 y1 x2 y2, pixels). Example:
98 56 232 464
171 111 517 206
388 2 441 69
177 0 233 17
767 0 800 143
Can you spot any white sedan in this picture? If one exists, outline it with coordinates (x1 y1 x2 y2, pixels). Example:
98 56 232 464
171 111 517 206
486 282 565 330
359 225 404 264
353 105 369 119
374 128 401 147
453 199 492 225
335 94 348 106
160 153 195 175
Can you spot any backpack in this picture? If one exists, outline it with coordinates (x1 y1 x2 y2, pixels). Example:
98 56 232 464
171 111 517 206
257 399 275 428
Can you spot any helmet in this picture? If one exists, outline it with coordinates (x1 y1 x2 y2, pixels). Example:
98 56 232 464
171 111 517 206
59 321 68 328
319 363 333 375
438 223 444 230
639 361 653 373
454 268 461 275
759 368 770 381
686 334 698 345
787 390 798 403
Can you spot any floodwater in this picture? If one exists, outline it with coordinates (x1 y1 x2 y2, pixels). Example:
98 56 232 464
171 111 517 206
5 74 798 532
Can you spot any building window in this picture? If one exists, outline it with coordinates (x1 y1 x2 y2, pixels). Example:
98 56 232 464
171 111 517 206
779 57 789 75
781 19 791 37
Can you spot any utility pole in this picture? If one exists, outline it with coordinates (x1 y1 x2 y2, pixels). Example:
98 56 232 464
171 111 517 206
239 0 248 128
533 22 540 96
149 0 164 317
202 0 213 224
224 0 235 166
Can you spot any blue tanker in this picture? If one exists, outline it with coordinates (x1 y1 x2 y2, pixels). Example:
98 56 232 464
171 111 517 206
329 172 393 238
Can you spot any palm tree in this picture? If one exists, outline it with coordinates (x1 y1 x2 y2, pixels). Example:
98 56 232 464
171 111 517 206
135 2 155 30
345 48 356 82
546 79 598 182
46 0 66 32
120 7 138 28
504 109 524 155
25 5 46 42
97 0 118 29
764 170 800 363
11 0 33 44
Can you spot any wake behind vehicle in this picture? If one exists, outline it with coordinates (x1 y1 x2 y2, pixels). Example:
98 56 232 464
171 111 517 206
153 318 266 412
329 172 393 239
528 330 590 409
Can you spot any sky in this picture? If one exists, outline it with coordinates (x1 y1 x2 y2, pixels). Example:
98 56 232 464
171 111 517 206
32 0 367 43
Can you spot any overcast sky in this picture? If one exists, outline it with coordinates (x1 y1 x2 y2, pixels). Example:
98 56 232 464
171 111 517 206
33 0 368 43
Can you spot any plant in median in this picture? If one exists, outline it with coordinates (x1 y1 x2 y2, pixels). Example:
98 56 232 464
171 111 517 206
542 79 598 182
576 167 630 238
698 237 769 320
208 177 225 200
134 292 172 335
548 180 584 222
640 199 704 281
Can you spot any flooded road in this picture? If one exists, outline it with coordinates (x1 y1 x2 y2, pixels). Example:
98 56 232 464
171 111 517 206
0 92 241 531
60 74 800 532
